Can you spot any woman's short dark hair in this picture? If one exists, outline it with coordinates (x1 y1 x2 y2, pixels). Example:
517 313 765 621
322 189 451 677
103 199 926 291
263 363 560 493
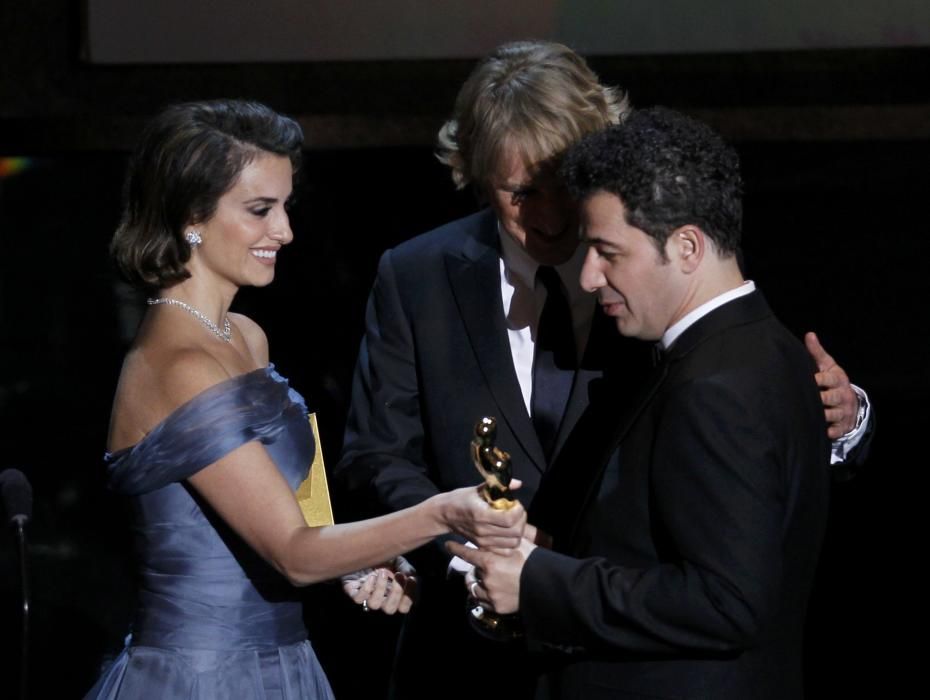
112 100 304 290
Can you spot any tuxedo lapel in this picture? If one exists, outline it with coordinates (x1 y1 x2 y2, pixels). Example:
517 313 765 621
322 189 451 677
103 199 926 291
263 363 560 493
445 214 547 472
550 307 651 463
664 290 772 366
550 367 596 463
549 307 611 463
564 290 773 544
561 357 670 545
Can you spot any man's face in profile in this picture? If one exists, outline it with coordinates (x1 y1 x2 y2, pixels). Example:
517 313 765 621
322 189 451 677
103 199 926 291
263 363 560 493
579 191 682 341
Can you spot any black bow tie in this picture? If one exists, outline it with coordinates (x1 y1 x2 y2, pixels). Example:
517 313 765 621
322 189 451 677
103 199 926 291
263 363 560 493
651 344 666 368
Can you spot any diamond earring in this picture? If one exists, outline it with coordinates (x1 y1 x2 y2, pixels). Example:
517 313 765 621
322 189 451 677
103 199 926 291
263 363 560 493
185 229 202 247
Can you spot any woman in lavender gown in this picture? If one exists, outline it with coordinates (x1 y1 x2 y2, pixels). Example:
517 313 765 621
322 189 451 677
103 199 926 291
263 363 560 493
84 100 525 699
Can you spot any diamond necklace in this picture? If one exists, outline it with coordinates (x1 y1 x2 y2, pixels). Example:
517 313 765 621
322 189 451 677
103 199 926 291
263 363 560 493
146 297 232 342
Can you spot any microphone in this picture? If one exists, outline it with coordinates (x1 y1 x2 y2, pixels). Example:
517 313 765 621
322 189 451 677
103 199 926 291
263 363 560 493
0 468 33 527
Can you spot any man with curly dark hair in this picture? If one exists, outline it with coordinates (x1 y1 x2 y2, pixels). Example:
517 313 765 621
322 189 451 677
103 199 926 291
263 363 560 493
338 39 869 698
453 107 831 699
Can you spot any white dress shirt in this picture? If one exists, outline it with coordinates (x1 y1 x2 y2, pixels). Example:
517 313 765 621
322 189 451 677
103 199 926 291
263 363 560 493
498 227 595 415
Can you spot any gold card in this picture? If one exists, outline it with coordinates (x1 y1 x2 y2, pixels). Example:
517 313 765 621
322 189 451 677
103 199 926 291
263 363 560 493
296 413 334 527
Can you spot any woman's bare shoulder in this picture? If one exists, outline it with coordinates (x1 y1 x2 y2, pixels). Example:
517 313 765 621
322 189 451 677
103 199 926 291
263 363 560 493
109 344 233 450
229 312 269 366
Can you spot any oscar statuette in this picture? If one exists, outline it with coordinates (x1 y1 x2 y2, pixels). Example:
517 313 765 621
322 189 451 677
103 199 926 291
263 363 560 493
467 416 523 640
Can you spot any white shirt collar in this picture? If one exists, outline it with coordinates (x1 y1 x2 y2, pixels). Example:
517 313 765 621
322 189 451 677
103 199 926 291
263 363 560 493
660 280 756 351
497 221 587 301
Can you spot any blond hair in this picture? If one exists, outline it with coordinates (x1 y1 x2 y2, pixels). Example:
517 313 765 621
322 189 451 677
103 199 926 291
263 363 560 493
436 40 629 189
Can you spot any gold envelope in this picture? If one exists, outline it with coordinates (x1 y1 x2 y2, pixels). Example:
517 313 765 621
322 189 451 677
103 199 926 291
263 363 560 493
295 413 334 527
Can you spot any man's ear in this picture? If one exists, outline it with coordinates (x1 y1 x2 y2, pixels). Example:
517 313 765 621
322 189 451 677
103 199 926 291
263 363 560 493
669 225 704 273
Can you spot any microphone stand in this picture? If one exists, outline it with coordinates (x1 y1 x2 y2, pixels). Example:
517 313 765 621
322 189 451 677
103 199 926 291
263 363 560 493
12 514 29 700
2 467 32 700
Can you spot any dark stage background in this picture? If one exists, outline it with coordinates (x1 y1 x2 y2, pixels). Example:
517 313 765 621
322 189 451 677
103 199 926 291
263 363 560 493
1 3 927 698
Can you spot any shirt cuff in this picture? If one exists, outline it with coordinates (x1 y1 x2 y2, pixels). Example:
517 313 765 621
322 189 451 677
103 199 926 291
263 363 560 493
830 385 871 464
447 541 476 577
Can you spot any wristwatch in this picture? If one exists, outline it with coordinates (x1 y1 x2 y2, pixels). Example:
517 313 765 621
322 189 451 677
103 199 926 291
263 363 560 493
852 387 869 432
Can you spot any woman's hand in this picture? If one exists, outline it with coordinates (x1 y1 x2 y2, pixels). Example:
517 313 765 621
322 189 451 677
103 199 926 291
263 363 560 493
438 481 526 550
341 556 417 615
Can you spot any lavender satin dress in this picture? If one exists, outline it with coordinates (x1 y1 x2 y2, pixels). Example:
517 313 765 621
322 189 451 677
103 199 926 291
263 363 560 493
85 366 335 699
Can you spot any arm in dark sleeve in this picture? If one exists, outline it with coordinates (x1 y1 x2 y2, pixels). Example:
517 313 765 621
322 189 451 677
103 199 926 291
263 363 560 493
521 375 825 655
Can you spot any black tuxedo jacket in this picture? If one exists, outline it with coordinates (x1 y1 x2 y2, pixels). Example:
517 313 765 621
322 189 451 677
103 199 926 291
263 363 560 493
335 209 640 698
522 291 832 700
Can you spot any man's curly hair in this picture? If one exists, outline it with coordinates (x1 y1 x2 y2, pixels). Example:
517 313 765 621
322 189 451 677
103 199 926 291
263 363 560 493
561 107 742 258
